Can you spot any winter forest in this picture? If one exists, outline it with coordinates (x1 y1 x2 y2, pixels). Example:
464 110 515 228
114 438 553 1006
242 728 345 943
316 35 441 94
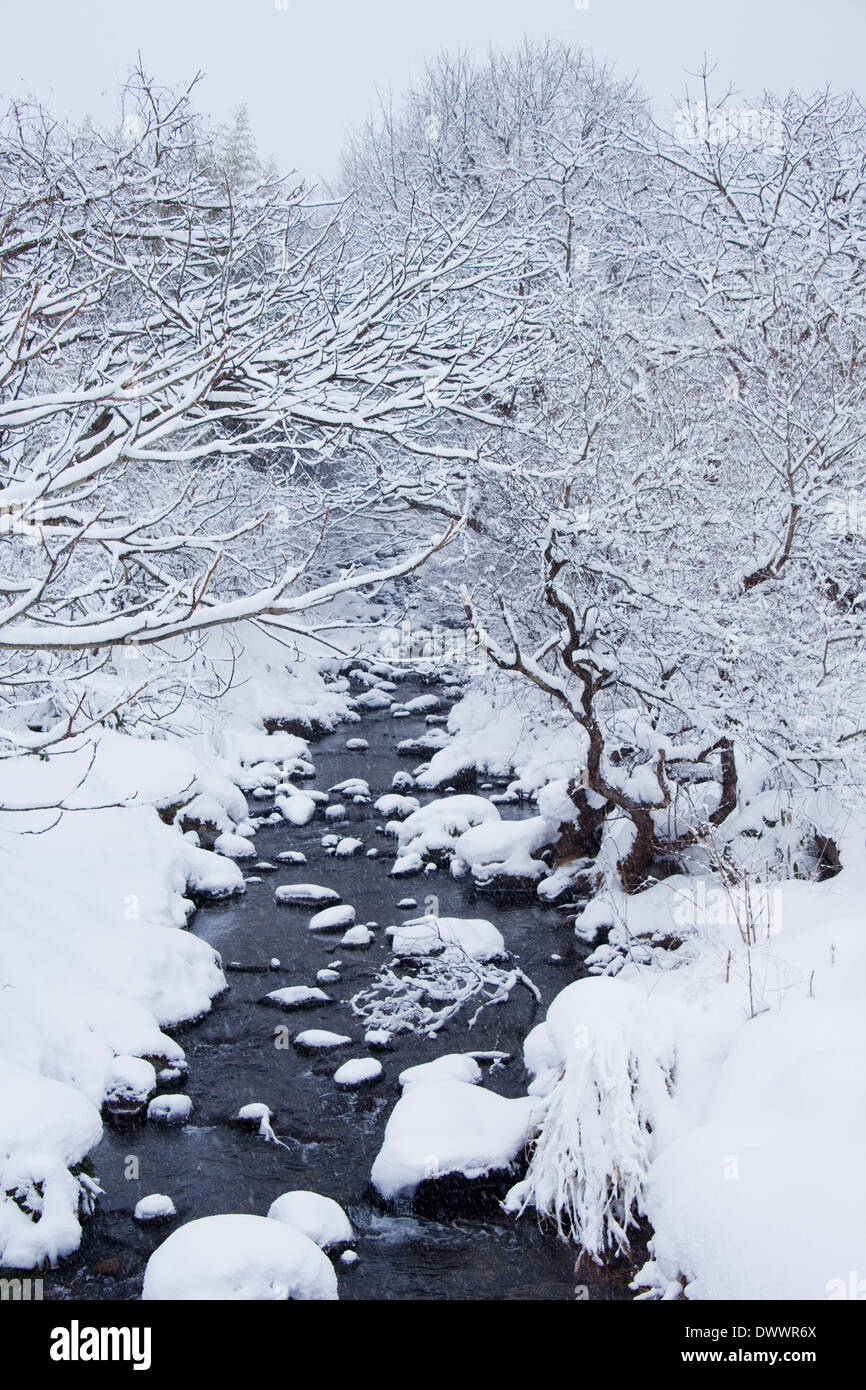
1 29 865 1312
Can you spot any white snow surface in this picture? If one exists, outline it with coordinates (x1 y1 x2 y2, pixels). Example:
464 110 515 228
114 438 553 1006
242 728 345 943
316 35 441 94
387 915 506 962
371 1077 538 1199
142 1213 338 1300
267 1191 353 1249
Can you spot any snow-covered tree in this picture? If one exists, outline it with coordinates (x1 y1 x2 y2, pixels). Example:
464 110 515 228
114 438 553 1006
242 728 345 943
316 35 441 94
0 68 523 753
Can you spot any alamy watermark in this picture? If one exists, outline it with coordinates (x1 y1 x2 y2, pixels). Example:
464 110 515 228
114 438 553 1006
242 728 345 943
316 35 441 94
825 489 865 536
382 620 488 669
0 1276 43 1300
0 500 44 545
674 107 783 153
673 879 783 936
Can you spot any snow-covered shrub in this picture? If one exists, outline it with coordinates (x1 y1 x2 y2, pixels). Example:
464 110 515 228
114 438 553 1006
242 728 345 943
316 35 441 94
507 978 676 1261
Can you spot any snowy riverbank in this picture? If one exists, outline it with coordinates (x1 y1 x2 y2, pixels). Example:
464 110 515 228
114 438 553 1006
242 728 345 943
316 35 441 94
2 625 864 1300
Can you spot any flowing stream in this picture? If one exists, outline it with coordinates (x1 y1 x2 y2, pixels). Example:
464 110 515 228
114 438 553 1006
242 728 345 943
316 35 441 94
46 675 641 1301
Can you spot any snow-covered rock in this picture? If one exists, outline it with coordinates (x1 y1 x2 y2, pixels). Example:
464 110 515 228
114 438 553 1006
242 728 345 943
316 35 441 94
451 816 553 886
387 915 506 963
142 1214 338 1300
267 1191 353 1249
396 795 501 862
275 883 341 907
374 793 421 819
134 1194 177 1223
334 1058 383 1087
371 1079 537 1200
213 830 257 859
147 1093 192 1125
309 904 355 932
275 792 317 826
340 925 373 947
293 1030 352 1051
265 986 331 1009
399 1054 482 1088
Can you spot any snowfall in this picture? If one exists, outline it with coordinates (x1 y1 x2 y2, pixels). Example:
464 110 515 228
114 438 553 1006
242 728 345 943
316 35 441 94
1 616 865 1301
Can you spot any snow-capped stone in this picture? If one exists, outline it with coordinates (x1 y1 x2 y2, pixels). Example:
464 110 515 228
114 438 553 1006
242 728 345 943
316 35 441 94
214 831 257 859
147 1094 192 1125
355 688 393 710
105 1055 156 1105
142 1214 338 1300
267 1191 353 1249
275 883 341 907
399 1054 483 1088
371 1081 538 1199
390 851 424 877
340 1249 359 1266
316 968 341 985
133 1194 177 1223
452 815 553 886
334 1058 383 1087
345 738 369 750
334 837 364 857
396 795 500 860
275 792 317 826
293 1030 352 1052
325 804 347 821
396 897 417 909
387 915 506 962
265 986 331 1009
403 694 440 712
375 793 420 819
276 850 307 864
237 1102 273 1125
340 925 373 947
309 903 356 932
329 778 370 799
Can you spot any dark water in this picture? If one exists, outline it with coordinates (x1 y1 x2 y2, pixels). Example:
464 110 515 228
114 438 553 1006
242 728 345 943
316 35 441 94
41 676 642 1301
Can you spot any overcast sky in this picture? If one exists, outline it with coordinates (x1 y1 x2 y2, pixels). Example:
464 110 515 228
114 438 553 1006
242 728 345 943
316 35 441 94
1 0 862 185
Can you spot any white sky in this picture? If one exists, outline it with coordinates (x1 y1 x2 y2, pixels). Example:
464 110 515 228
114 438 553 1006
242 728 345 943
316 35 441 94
1 0 863 185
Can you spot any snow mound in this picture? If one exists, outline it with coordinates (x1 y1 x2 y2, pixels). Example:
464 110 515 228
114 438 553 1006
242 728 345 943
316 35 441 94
309 904 355 932
341 925 373 946
371 1078 537 1200
293 1030 352 1051
265 986 331 1009
334 1058 383 1087
134 1194 176 1222
142 1214 338 1300
387 915 506 962
399 1054 482 1088
267 1191 353 1249
147 1094 192 1125
396 795 500 860
275 792 317 826
275 883 340 906
451 816 553 885
0 1061 103 1268
374 793 420 819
